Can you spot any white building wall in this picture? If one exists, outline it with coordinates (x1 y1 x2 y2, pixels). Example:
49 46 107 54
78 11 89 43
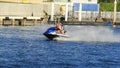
0 2 45 17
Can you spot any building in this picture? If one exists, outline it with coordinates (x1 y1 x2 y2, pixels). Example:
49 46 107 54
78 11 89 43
0 0 98 22
0 0 43 3
45 0 98 21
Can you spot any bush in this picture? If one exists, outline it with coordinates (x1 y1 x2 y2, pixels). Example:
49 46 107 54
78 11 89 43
100 3 114 11
117 2 120 11
100 2 120 11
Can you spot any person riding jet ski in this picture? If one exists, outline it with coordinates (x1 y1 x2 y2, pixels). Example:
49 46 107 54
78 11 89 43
55 23 65 34
43 23 66 40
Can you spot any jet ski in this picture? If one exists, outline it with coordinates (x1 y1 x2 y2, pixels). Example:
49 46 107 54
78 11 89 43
43 27 69 40
105 22 113 26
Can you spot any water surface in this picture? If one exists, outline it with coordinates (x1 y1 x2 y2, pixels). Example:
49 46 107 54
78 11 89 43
0 25 120 68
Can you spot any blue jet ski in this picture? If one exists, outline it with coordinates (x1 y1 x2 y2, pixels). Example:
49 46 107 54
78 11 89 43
105 22 113 26
43 27 69 40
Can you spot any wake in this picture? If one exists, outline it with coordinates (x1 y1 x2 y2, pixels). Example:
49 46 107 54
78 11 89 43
63 25 120 42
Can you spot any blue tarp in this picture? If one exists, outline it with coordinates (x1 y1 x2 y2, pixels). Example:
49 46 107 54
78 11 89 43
82 3 99 11
73 3 99 11
73 3 80 11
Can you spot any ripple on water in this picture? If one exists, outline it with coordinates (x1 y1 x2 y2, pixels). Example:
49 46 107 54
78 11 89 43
0 25 120 68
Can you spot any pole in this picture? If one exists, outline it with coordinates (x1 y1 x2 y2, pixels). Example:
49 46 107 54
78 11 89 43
72 5 74 21
113 0 117 24
65 3 68 21
79 3 82 21
51 3 54 21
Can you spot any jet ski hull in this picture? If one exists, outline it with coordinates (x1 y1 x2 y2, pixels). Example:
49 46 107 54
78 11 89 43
43 33 59 40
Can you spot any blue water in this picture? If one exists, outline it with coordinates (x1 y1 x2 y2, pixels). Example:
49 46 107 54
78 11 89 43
0 25 120 68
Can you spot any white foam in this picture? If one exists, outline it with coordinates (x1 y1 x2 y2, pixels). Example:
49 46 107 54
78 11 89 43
63 25 120 42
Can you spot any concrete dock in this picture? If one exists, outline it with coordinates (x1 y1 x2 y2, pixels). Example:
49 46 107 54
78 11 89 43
0 16 48 26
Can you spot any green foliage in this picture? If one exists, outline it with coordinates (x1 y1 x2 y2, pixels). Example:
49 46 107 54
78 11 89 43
100 2 120 11
100 3 114 11
98 0 114 3
117 2 120 11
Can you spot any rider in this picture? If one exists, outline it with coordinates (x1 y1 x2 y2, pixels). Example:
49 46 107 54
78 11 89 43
55 23 64 34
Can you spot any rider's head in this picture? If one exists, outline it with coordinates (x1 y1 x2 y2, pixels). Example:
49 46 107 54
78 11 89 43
55 23 61 29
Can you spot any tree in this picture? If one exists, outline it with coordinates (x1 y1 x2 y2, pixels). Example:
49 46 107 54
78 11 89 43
98 0 114 3
98 0 120 11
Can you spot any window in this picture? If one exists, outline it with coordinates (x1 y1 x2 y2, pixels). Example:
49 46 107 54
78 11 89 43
68 0 71 2
88 0 91 2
